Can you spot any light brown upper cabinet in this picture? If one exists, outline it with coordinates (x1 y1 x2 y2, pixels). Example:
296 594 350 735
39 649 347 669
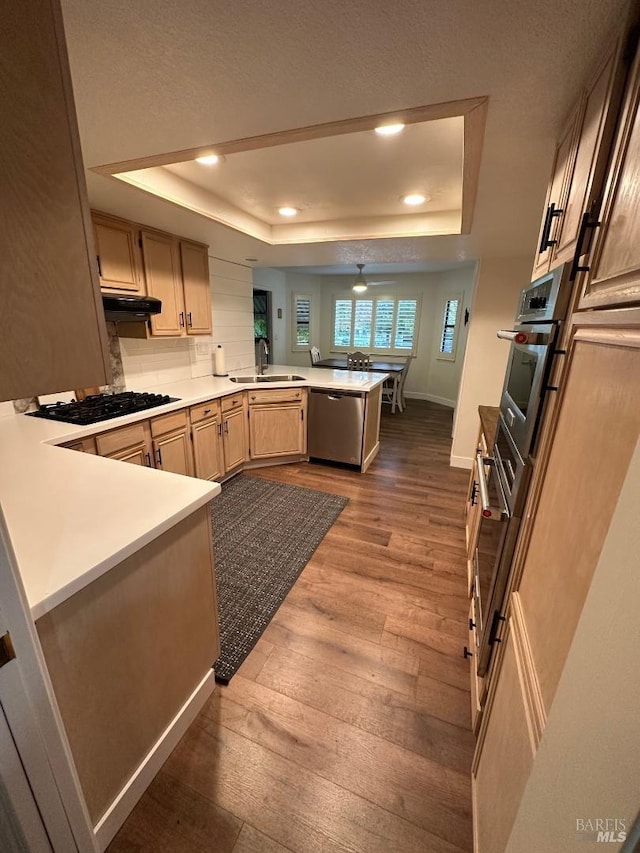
92 212 145 294
140 231 212 338
180 241 212 334
531 31 629 283
0 0 111 402
141 230 185 337
579 39 640 308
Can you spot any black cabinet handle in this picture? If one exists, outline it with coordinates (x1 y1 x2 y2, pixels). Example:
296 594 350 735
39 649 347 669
188 312 193 327
179 312 185 328
539 202 563 253
463 646 473 659
156 448 162 466
569 210 601 281
217 423 222 437
488 611 506 645
96 255 103 278
469 618 476 630
145 452 152 467
470 480 479 506
204 408 211 415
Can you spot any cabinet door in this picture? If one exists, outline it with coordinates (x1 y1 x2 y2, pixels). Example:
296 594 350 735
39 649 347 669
516 322 640 714
551 38 625 270
108 444 150 466
92 213 144 293
153 430 193 476
222 408 247 471
580 46 640 308
141 231 185 336
473 627 535 853
180 241 212 335
249 404 305 459
192 417 224 481
530 104 582 280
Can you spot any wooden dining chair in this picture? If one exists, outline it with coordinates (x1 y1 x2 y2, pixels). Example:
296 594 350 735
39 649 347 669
309 346 321 365
347 351 370 370
382 356 411 414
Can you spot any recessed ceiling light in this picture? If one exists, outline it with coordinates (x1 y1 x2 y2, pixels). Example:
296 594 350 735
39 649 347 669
403 193 427 206
278 207 298 217
375 123 405 136
195 154 220 165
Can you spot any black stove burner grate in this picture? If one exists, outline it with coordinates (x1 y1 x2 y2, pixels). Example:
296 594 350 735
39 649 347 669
26 392 180 425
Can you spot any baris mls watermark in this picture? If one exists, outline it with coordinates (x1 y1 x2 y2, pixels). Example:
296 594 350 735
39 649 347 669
575 818 627 843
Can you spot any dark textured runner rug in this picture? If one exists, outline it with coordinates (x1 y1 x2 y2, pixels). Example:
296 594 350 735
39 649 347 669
211 474 348 684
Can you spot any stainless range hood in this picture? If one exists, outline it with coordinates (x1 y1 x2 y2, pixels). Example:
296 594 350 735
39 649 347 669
102 295 162 322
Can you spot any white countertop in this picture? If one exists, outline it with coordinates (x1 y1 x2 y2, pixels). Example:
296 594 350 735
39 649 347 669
1 365 385 620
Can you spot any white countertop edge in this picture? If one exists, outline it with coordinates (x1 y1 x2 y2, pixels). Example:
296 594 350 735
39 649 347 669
29 481 220 620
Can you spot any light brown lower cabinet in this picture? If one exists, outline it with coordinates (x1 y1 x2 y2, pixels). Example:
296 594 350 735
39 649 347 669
95 421 153 467
472 620 536 853
247 388 307 459
150 410 193 477
222 404 248 472
191 401 224 481
63 437 97 454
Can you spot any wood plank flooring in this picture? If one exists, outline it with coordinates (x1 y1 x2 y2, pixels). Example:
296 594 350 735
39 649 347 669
108 401 474 853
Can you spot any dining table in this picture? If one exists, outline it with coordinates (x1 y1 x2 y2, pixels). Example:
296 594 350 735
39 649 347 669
312 357 406 413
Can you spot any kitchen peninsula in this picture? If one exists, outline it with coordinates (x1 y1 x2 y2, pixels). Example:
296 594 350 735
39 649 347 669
0 364 385 848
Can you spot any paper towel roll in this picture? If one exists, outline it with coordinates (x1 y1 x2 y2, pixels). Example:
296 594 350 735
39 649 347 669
214 344 228 376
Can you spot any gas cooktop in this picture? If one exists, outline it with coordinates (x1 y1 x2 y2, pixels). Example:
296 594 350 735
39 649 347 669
26 392 180 426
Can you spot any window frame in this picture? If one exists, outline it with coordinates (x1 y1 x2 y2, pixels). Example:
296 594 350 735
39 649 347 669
291 293 312 352
437 293 462 362
330 292 421 356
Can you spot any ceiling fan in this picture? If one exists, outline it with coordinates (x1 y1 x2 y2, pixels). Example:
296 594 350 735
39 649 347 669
352 263 396 292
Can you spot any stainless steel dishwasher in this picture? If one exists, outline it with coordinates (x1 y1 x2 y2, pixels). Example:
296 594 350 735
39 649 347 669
308 388 365 465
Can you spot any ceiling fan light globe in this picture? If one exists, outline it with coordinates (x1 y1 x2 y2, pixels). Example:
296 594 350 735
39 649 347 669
353 283 368 293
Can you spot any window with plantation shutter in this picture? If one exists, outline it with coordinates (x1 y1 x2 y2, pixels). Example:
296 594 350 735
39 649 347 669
332 295 419 354
438 296 461 360
291 294 312 350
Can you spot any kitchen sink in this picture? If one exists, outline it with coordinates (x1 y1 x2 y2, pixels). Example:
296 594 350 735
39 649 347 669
229 374 306 383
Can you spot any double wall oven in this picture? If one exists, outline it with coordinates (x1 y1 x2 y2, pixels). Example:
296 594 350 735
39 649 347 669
472 263 572 677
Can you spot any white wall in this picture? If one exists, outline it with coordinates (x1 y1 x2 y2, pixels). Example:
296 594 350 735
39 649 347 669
120 255 255 388
450 256 531 468
506 440 640 852
313 267 476 405
251 267 287 365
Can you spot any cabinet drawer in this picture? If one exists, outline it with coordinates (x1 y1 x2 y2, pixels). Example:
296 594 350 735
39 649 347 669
150 409 187 437
63 437 97 454
220 393 244 413
190 400 219 424
96 422 147 456
247 388 304 405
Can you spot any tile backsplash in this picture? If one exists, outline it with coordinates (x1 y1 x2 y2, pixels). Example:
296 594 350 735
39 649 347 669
119 336 193 389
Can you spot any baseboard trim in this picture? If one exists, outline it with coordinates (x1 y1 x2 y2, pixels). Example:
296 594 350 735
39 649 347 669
405 392 456 408
451 453 473 470
93 670 216 851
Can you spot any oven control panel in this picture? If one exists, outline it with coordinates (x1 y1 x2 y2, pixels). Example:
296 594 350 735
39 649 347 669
517 262 572 323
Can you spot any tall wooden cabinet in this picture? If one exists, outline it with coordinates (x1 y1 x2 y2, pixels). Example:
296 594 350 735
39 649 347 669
0 0 111 402
579 43 640 309
474 20 640 853
529 30 630 283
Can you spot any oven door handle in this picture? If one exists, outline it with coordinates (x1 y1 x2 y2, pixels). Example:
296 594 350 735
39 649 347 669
476 452 507 520
497 329 550 345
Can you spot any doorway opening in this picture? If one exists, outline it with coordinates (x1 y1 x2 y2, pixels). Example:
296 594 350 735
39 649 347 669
253 289 272 365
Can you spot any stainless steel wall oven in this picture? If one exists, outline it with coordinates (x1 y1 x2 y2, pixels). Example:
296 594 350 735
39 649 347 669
472 263 573 677
498 262 572 460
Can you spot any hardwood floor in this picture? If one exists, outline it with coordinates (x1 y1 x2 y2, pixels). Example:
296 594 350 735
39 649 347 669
108 401 474 853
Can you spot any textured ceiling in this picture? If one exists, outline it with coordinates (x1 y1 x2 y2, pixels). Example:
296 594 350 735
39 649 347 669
60 0 630 268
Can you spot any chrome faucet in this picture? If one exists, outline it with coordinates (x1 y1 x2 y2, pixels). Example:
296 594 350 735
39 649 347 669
257 339 269 375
